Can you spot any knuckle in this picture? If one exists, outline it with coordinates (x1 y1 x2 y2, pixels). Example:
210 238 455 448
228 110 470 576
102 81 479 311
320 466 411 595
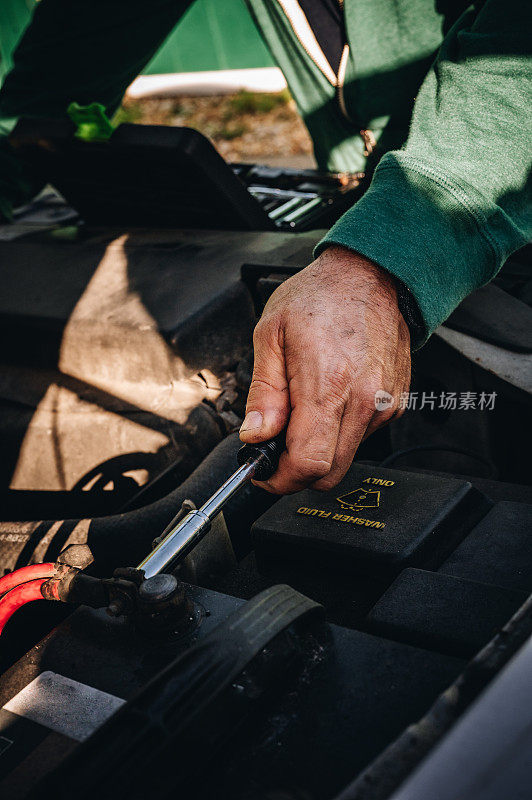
362 377 383 402
325 365 351 399
312 475 339 491
261 474 296 495
252 320 269 348
252 479 283 495
254 314 280 343
249 374 283 394
252 327 266 350
311 368 351 415
359 381 386 412
289 453 332 481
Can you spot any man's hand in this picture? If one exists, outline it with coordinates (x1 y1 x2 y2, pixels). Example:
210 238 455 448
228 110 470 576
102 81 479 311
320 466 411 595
239 245 411 494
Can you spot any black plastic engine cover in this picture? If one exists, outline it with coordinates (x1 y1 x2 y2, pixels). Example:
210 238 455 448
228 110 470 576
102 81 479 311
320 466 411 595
439 501 532 593
252 463 490 577
365 568 526 658
0 585 463 800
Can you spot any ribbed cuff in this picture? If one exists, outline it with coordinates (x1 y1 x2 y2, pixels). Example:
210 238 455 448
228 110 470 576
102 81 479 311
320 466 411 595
316 152 501 348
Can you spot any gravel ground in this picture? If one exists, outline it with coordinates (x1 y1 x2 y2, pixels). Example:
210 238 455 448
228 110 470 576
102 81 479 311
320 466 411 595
116 91 316 168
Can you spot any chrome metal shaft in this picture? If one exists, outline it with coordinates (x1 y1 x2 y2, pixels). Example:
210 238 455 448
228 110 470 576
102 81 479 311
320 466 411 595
138 460 256 579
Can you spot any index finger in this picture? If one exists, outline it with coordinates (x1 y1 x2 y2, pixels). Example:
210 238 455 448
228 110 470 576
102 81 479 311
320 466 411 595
254 394 343 493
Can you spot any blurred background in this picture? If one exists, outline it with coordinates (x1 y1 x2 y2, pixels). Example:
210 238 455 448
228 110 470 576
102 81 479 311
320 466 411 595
0 0 315 167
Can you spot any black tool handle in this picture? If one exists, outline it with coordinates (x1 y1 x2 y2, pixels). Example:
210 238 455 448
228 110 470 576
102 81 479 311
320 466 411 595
237 429 286 481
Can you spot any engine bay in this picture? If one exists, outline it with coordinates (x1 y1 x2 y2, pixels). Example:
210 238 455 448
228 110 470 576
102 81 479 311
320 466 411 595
0 181 531 799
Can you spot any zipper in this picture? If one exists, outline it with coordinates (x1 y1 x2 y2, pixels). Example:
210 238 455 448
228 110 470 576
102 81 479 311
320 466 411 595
275 0 352 123
336 42 351 122
274 0 337 85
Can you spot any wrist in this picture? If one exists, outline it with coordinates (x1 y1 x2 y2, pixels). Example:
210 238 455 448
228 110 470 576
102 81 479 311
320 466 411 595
317 244 423 345
316 244 399 303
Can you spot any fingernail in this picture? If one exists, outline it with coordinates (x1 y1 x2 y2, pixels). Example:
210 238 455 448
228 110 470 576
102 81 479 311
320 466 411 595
240 411 263 433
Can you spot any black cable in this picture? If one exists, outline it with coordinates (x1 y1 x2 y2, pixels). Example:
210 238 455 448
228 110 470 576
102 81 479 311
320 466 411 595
379 445 497 477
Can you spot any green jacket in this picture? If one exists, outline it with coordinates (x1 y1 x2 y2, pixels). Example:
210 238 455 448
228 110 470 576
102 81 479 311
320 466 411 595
247 0 531 345
0 0 530 346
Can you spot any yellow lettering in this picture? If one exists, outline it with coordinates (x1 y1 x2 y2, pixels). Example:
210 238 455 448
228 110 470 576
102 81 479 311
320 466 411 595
297 507 386 529
361 476 395 486
297 507 333 518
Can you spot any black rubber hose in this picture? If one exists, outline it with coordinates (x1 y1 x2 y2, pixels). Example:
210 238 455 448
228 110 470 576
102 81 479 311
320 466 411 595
7 434 277 575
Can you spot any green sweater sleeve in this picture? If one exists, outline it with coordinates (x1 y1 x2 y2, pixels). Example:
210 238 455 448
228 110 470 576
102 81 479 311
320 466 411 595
316 0 532 347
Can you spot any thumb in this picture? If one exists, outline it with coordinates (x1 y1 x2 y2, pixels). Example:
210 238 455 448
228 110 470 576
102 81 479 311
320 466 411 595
240 320 290 443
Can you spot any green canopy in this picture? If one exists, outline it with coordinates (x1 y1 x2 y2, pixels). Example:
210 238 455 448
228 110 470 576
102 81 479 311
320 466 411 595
0 0 274 86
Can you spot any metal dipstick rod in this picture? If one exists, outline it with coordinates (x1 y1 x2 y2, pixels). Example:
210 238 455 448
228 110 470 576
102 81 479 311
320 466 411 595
138 432 286 579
